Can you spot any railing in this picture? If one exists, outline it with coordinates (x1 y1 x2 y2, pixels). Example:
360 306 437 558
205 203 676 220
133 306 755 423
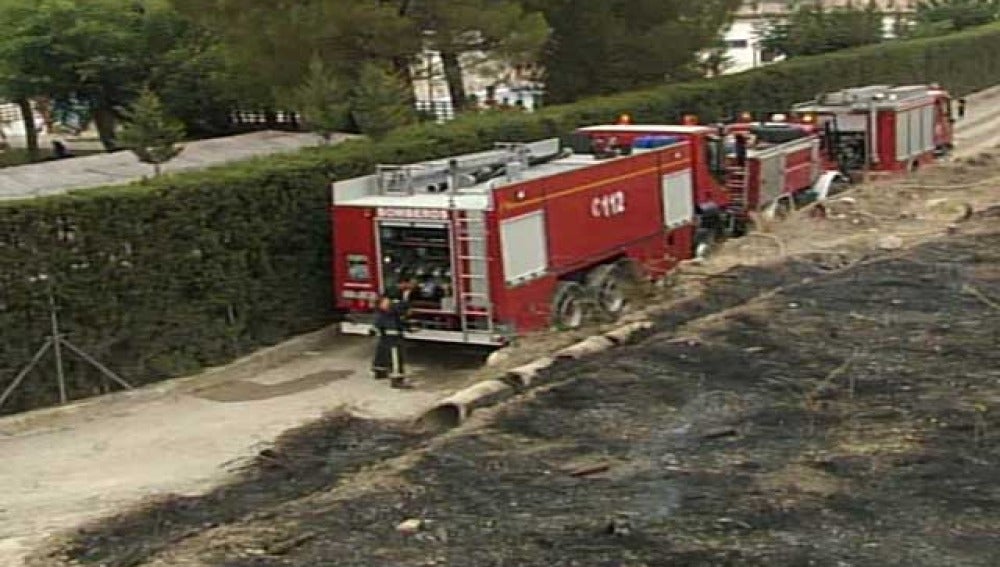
415 100 455 123
227 110 301 132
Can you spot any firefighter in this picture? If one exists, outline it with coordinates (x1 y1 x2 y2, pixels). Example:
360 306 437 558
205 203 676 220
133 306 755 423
370 295 409 388
734 133 748 168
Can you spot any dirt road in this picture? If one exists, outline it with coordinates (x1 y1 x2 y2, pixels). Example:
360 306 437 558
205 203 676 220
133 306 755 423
0 333 484 565
2 83 1000 567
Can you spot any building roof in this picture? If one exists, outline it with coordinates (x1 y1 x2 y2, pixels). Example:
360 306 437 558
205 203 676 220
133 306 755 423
0 130 350 201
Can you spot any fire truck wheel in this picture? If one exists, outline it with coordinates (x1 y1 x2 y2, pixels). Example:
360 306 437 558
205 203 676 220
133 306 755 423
552 282 587 330
586 263 627 317
694 228 716 260
773 198 792 221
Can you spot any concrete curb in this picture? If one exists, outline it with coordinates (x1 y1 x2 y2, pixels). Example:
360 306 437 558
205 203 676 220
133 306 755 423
418 318 656 428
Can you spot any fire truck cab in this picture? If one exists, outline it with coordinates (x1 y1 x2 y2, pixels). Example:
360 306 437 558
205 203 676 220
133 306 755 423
331 137 699 346
792 84 955 180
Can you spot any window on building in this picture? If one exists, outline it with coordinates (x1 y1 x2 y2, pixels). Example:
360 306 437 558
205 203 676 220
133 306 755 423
725 39 749 49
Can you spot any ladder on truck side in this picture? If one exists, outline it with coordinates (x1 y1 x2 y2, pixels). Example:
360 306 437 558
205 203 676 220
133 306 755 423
454 210 495 342
725 164 749 220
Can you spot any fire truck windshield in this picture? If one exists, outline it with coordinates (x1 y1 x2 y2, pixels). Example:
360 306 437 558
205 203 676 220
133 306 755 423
379 224 454 310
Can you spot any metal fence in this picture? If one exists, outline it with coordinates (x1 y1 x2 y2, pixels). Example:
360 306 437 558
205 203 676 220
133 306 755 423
415 100 456 123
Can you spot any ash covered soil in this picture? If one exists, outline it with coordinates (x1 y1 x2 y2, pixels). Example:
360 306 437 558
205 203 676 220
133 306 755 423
34 207 1000 565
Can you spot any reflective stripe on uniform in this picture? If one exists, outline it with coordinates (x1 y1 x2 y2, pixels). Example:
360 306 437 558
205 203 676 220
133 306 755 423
391 346 401 376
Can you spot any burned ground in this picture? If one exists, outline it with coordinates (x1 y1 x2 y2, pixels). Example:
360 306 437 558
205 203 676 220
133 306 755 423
34 211 1000 567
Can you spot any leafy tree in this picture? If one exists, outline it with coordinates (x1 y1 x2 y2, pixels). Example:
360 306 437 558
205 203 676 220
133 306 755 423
522 0 742 103
289 57 350 144
0 0 67 157
350 63 417 139
145 20 241 137
913 0 1000 34
119 87 185 177
402 0 549 111
171 0 419 104
760 1 884 58
0 0 235 152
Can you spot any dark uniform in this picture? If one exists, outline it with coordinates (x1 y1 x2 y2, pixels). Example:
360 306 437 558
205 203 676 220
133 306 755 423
370 290 412 388
734 133 748 168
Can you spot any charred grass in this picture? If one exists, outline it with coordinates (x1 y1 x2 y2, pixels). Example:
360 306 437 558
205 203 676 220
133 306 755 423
34 214 1000 567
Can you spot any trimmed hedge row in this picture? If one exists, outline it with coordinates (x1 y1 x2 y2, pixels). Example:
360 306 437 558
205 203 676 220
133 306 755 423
3 24 1000 414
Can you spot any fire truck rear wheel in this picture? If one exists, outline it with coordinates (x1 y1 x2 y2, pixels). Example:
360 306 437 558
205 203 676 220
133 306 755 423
586 263 628 317
552 282 587 330
694 228 716 260
773 198 792 221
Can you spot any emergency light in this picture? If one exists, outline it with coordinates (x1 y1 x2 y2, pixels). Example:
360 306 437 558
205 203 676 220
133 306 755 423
617 113 632 124
739 111 753 122
682 114 699 125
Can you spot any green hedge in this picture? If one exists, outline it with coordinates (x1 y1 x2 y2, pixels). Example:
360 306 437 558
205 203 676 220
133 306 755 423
3 24 1000 414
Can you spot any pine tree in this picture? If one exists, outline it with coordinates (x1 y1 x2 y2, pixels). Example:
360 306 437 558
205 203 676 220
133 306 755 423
119 87 185 177
350 63 417 139
290 57 349 144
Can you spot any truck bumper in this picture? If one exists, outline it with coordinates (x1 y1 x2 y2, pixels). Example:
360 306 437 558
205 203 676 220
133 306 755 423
339 321 508 347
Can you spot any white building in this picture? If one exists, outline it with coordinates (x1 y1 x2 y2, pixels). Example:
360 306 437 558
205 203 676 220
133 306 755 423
0 101 46 142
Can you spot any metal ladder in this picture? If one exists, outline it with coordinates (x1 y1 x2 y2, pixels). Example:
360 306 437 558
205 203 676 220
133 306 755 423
454 211 494 339
725 165 749 218
374 138 561 196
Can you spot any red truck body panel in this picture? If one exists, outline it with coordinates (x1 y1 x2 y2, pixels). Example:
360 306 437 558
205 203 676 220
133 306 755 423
573 125 731 210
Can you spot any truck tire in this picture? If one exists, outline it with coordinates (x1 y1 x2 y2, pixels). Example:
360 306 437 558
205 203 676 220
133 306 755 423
694 228 716 260
585 263 628 317
773 198 792 221
552 282 587 330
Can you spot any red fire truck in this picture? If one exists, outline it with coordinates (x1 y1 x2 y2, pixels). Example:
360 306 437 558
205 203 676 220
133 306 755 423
331 138 699 345
791 84 955 180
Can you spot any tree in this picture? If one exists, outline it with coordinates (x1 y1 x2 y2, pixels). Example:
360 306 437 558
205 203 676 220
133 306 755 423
0 0 234 152
522 0 742 103
350 63 417 139
913 0 1000 34
403 0 549 112
0 0 64 157
700 39 735 77
171 0 419 106
760 1 884 58
118 87 185 177
289 57 350 144
143 16 242 138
